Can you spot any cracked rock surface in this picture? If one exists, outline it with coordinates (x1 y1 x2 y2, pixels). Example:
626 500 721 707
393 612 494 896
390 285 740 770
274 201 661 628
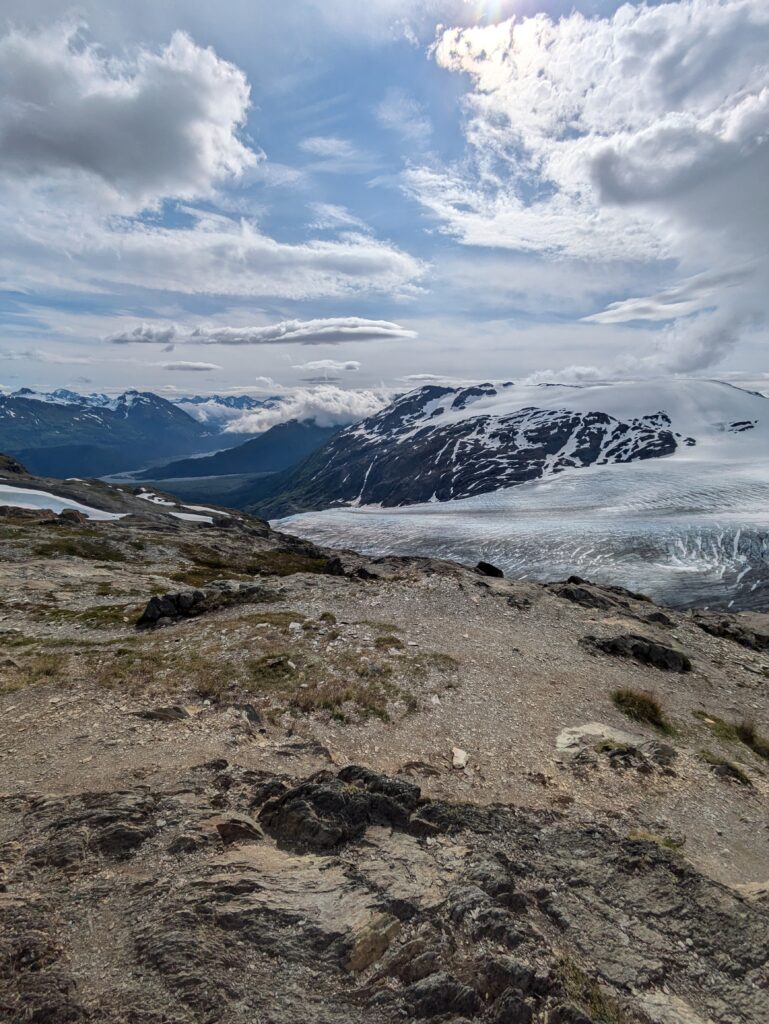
2 763 768 1024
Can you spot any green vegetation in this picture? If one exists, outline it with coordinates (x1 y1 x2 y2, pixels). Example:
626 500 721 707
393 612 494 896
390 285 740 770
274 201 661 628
735 719 769 762
35 535 127 562
611 688 674 734
695 711 769 762
559 959 631 1024
37 604 131 629
700 750 752 786
374 634 404 650
0 651 69 694
178 542 328 580
627 829 685 851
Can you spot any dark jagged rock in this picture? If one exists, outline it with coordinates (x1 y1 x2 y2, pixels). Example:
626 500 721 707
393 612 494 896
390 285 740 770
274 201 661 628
5 766 769 1023
0 896 85 1023
405 971 482 1018
477 560 505 578
694 612 769 652
132 706 191 722
136 580 272 627
0 452 27 474
258 764 421 851
493 991 534 1024
57 509 89 525
566 576 651 603
213 814 264 845
582 633 692 672
642 610 674 626
551 584 614 611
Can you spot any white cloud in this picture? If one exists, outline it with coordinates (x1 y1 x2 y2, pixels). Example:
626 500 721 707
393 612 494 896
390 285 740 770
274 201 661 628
399 373 446 382
0 347 92 365
299 135 375 173
301 136 358 159
109 317 417 346
109 323 178 346
0 26 424 305
409 0 769 371
225 384 388 431
293 359 360 372
0 25 256 212
162 361 221 371
376 88 432 144
1 205 425 300
308 202 370 233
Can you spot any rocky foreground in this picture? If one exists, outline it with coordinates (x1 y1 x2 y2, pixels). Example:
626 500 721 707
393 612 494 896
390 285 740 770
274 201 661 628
1 466 769 1023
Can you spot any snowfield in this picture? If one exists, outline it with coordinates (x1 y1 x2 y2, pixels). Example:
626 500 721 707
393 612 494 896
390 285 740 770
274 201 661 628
278 380 769 610
0 484 126 521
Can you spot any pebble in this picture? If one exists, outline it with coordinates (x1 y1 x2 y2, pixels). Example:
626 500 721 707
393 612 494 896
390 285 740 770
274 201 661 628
452 747 469 769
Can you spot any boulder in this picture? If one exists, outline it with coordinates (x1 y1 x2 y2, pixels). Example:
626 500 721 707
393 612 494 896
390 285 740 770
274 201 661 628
582 633 691 672
136 581 270 627
406 972 482 1018
694 612 769 652
258 765 421 851
477 561 505 578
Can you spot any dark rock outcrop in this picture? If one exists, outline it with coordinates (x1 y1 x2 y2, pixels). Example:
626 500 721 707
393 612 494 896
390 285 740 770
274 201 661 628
582 633 692 672
136 580 273 627
259 764 421 851
5 765 769 1023
694 612 769 652
477 560 505 578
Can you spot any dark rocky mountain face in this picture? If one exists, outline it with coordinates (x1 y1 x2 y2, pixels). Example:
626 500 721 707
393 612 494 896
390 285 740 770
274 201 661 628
138 419 339 481
243 384 681 516
0 390 215 477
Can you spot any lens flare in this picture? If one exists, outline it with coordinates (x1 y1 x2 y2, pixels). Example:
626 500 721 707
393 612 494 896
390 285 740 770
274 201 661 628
468 0 516 25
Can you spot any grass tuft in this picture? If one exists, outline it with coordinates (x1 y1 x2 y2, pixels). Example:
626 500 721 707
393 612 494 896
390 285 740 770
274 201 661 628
611 688 674 734
700 749 751 786
695 711 769 762
627 829 685 851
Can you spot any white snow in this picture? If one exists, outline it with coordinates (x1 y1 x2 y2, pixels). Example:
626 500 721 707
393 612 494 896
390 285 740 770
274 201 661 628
278 379 769 610
0 484 125 521
182 504 229 517
136 491 175 506
169 511 214 523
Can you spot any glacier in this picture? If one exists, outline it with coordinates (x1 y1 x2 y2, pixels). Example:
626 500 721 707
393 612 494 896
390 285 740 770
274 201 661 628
277 380 769 610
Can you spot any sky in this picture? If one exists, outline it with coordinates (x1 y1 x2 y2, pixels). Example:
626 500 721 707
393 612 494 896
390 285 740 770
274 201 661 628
1 0 768 421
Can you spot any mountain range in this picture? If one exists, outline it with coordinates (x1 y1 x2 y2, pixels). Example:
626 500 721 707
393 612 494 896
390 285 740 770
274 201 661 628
137 420 339 481
263 378 769 610
241 379 751 515
0 388 218 477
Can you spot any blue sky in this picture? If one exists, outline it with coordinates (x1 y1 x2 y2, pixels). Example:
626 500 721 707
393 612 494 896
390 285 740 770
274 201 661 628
0 0 767 407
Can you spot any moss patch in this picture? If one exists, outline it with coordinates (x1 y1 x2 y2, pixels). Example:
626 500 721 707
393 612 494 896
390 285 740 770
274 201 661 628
35 535 127 562
559 959 632 1024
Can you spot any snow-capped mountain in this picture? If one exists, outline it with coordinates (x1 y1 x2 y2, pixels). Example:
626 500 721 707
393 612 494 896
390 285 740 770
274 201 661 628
269 379 769 610
250 379 768 513
0 389 215 477
173 393 280 425
9 387 114 408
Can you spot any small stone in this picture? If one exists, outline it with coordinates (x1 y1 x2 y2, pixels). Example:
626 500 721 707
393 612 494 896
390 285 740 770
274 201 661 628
452 747 469 769
213 814 264 845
